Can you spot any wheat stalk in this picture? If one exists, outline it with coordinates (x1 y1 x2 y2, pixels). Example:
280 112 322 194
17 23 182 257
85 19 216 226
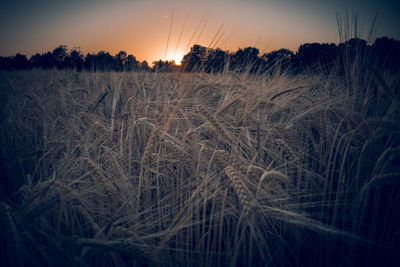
137 126 160 214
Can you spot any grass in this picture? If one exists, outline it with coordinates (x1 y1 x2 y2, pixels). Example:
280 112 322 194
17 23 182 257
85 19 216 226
0 61 399 266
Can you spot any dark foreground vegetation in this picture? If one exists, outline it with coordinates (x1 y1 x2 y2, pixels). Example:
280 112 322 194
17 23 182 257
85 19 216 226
1 36 400 266
1 36 400 74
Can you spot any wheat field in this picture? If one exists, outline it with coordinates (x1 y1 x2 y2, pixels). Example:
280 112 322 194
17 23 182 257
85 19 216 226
1 62 399 266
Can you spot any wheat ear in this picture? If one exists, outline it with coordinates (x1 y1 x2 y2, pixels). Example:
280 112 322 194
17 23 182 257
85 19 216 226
196 104 232 143
223 166 255 217
214 149 248 174
213 149 264 183
275 138 299 161
141 127 159 166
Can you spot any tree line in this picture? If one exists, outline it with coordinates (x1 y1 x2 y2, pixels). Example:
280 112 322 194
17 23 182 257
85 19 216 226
180 37 400 74
1 36 399 74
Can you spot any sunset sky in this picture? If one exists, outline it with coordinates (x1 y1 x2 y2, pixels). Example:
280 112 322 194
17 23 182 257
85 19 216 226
1 0 399 64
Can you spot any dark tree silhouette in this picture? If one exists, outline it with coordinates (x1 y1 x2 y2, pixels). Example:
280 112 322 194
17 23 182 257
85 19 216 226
125 55 139 71
69 48 84 71
29 53 42 69
295 42 338 71
0 54 29 70
338 38 368 65
13 54 29 70
261 48 294 73
372 37 400 73
115 51 128 71
230 47 259 72
83 53 95 71
139 61 151 72
152 60 179 72
1 38 399 74
52 45 69 69
40 52 57 69
83 51 115 71
203 48 228 73
98 51 115 71
0 57 12 70
181 44 208 72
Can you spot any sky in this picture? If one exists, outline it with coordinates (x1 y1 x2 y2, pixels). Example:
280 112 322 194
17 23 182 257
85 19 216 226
1 0 399 64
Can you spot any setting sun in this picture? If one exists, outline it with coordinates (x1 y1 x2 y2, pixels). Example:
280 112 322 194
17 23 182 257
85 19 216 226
163 50 186 65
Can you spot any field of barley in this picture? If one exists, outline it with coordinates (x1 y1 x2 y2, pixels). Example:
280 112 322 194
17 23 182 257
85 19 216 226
1 61 399 266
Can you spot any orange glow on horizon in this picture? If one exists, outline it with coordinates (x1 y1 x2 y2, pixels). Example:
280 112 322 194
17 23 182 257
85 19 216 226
3 0 398 62
163 50 186 65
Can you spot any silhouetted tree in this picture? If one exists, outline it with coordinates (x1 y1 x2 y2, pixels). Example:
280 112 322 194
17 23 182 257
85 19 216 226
152 60 179 72
125 55 139 71
372 37 400 73
98 51 115 71
230 47 259 72
40 52 57 69
13 54 29 69
52 45 69 69
338 38 367 64
83 53 95 71
69 48 84 71
265 49 294 64
262 48 294 73
1 37 399 74
0 54 29 70
181 44 207 72
84 51 115 71
295 43 338 71
29 53 41 69
115 51 128 71
0 57 12 70
203 48 228 73
139 61 150 72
